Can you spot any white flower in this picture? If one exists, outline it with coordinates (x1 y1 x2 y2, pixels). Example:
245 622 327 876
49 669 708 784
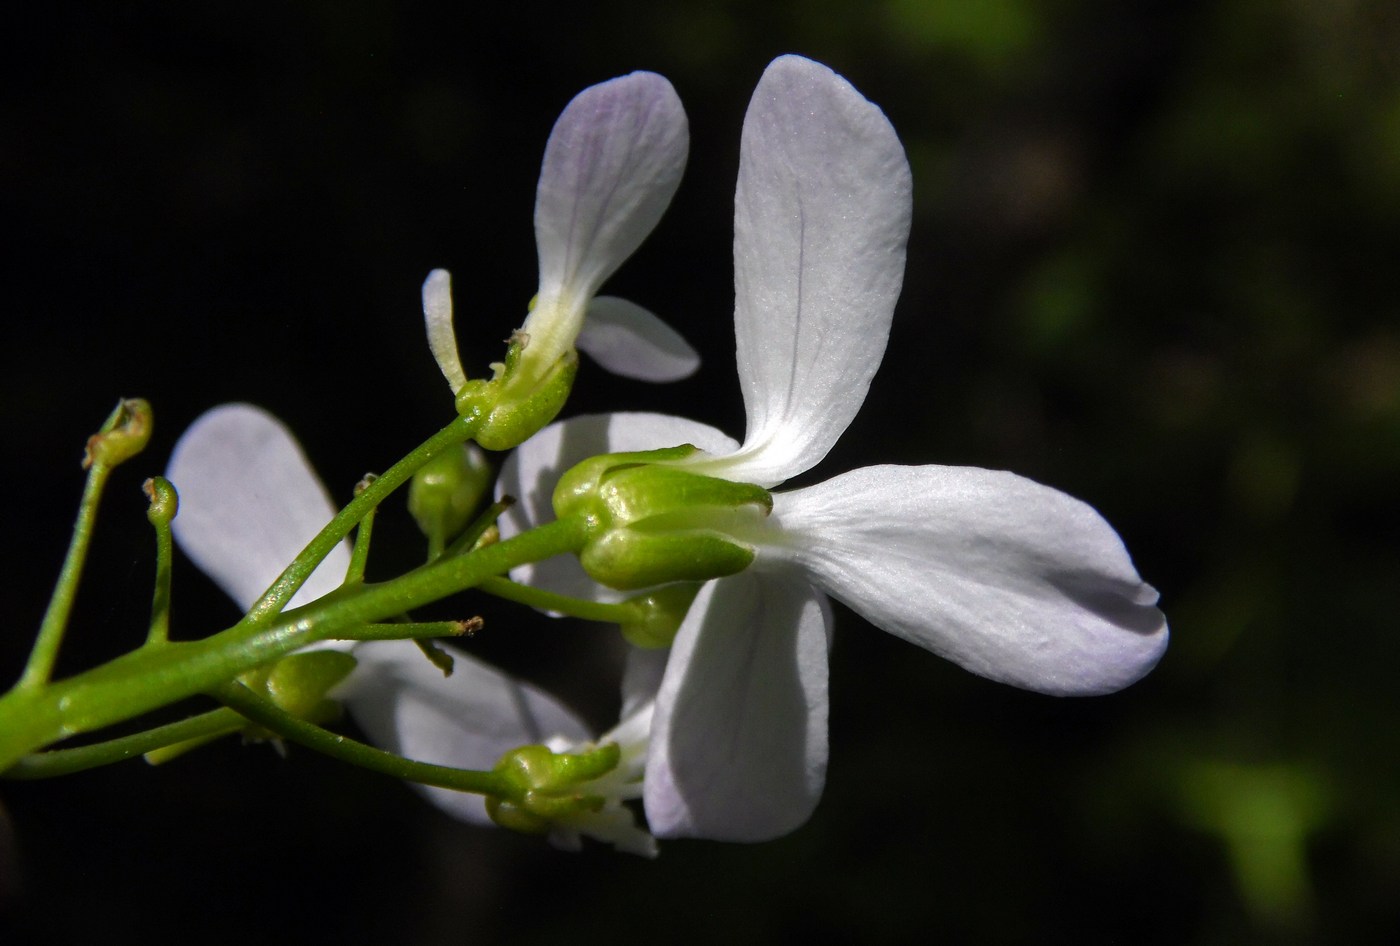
424 71 699 398
501 55 1169 841
166 403 655 855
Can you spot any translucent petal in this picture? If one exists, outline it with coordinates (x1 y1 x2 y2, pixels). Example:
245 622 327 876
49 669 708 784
534 72 688 307
342 640 592 826
721 55 912 486
166 403 351 612
766 465 1168 696
644 572 833 840
576 296 699 381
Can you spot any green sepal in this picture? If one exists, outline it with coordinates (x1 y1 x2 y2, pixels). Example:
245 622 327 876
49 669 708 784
582 530 755 590
555 452 772 590
485 742 622 836
460 349 579 451
553 445 701 521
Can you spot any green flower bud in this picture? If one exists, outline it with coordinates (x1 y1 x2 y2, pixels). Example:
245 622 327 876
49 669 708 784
83 398 153 470
261 650 358 723
619 583 702 648
408 444 491 544
143 476 178 528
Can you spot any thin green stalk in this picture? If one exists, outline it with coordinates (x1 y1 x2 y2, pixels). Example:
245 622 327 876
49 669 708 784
3 707 245 779
18 462 114 690
336 620 481 642
345 484 377 586
145 477 177 646
477 575 646 625
242 414 480 626
214 681 506 797
440 497 514 561
0 515 589 771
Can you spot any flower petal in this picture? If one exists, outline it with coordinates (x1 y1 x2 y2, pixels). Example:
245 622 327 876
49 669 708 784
621 645 668 718
496 412 738 602
644 572 832 841
718 55 912 486
576 296 700 381
766 465 1168 696
166 403 351 612
534 72 688 307
341 640 592 826
422 268 467 392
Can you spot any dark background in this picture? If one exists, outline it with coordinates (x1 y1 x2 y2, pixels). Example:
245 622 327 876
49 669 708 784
3 1 1398 943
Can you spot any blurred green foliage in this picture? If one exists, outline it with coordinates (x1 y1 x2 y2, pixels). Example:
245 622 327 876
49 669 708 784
2 0 1397 943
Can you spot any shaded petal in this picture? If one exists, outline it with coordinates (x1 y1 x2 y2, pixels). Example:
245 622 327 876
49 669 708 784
644 572 832 841
621 645 668 718
534 72 688 307
765 465 1168 696
576 296 700 381
342 640 592 826
719 55 912 487
497 412 738 602
422 268 467 392
166 403 351 612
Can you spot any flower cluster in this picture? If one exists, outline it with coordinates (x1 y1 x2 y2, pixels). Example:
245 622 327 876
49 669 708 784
167 55 1167 855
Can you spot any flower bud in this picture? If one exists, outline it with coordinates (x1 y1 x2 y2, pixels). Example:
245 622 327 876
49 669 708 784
83 398 153 470
619 583 702 648
143 476 178 527
408 444 491 543
262 651 358 723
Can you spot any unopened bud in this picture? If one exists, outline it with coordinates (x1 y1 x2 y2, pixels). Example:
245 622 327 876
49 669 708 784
262 650 358 723
620 583 702 648
408 444 491 542
143 476 178 527
83 398 153 470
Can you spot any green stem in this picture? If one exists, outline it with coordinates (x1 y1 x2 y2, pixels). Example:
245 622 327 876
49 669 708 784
336 620 480 642
440 497 514 561
18 461 113 690
0 515 589 771
346 490 376 586
214 681 507 797
477 575 645 625
146 481 175 646
3 707 245 779
242 414 479 627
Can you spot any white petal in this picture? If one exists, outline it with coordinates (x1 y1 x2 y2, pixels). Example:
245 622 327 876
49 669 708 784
644 572 832 841
621 645 668 719
576 296 699 381
342 640 592 826
534 72 688 308
166 403 351 612
496 412 738 601
765 465 1168 696
422 268 467 392
719 55 912 487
